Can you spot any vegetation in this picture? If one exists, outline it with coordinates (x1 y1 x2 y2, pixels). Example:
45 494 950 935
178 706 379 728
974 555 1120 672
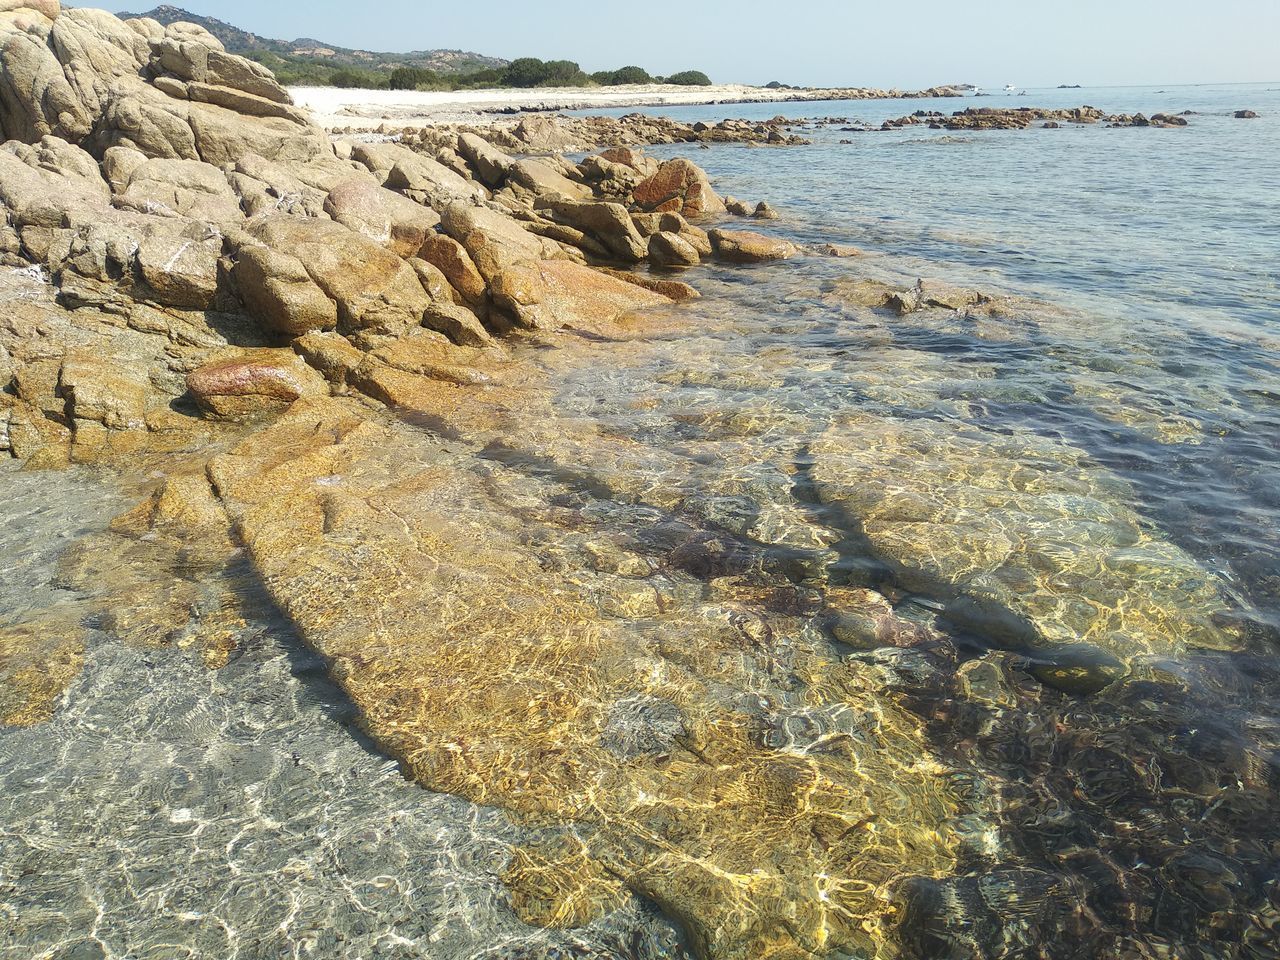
386 59 714 94
329 68 387 90
120 5 506 91
121 4 715 91
590 66 656 86
503 58 592 88
664 70 714 87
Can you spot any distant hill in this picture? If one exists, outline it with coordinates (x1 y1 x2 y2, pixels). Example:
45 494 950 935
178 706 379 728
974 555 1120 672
117 5 508 84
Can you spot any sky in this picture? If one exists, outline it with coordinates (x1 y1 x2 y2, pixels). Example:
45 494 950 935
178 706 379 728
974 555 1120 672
87 1 1280 89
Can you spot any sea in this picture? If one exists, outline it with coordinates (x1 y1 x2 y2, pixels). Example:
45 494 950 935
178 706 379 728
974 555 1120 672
2 83 1278 959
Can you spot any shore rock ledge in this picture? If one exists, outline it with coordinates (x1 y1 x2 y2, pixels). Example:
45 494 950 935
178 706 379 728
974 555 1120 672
0 2 805 469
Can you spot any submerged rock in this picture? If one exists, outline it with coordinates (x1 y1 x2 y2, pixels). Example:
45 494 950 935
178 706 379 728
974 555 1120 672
200 396 969 960
0 616 84 727
811 416 1237 661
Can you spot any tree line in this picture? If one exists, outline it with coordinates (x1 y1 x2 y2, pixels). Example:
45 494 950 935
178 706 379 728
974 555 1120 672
283 57 713 91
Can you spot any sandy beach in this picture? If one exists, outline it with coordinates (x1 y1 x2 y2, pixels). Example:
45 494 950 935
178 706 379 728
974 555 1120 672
289 82 959 128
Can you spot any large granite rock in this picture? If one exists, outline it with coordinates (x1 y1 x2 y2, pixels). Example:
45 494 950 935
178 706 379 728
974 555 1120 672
0 137 110 229
439 199 553 280
230 245 338 336
134 217 222 308
506 156 592 201
113 156 244 222
708 228 797 263
535 198 648 262
237 216 433 342
633 158 727 218
416 233 487 307
489 259 674 332
648 230 701 268
456 131 514 188
201 396 966 960
352 140 487 205
323 176 440 259
1 5 336 170
0 26 92 144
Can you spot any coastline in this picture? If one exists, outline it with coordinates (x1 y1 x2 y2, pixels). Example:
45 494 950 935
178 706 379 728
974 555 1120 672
290 81 967 129
3 6 1278 959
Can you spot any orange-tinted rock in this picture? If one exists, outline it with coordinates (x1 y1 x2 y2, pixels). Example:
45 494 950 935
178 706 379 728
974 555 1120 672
232 245 339 336
187 347 325 420
647 230 700 268
599 146 642 169
598 267 700 303
708 228 797 264
247 216 432 341
323 176 440 259
0 617 84 728
487 259 680 332
417 233 486 306
633 158 726 218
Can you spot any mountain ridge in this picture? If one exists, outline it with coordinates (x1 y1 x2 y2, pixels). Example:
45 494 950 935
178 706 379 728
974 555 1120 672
116 5 509 81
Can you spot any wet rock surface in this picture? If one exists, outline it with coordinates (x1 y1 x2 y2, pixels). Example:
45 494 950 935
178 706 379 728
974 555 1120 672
200 396 968 960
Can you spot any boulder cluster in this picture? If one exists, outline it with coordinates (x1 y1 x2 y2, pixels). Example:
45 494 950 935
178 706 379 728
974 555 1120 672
872 106 1192 131
344 112 814 154
0 2 794 466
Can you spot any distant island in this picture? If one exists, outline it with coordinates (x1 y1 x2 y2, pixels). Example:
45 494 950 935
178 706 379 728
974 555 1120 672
1058 84 1084 89
119 5 715 90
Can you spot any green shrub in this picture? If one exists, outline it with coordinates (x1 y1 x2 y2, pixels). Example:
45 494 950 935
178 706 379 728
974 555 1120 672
604 65 655 85
502 57 589 88
329 68 384 89
665 70 713 86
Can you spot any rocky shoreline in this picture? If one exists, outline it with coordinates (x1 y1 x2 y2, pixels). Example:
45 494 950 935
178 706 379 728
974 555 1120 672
338 112 816 152
0 5 816 476
291 81 972 130
327 106 1212 161
1 5 1267 960
0 6 966 956
873 105 1194 131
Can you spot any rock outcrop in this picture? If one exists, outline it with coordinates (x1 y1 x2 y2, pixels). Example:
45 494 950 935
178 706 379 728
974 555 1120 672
633 158 727 218
873 105 1195 132
197 394 966 960
1 4 775 471
709 228 797 263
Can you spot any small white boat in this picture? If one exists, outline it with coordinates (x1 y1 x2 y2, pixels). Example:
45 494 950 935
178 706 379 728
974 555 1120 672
1004 83 1017 94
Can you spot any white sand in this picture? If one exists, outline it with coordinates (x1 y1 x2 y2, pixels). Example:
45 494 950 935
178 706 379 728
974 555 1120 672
289 83 871 129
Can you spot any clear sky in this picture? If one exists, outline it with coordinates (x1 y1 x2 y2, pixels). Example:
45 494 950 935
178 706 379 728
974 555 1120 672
86 1 1280 89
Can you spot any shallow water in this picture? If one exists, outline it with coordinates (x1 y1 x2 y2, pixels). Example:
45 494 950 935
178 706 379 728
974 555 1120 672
0 466 686 960
4 83 1280 958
